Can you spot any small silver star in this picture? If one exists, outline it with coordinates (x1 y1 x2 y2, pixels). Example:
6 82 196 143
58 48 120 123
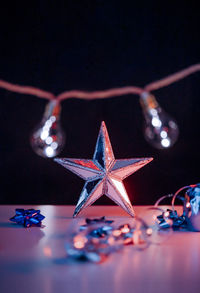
54 121 153 217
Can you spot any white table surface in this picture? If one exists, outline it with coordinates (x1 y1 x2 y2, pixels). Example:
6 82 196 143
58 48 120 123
0 205 200 293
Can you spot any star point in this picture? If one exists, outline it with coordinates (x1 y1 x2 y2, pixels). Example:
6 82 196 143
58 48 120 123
54 121 153 217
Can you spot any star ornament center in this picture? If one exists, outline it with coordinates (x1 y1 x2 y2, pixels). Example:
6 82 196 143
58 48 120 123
54 121 153 217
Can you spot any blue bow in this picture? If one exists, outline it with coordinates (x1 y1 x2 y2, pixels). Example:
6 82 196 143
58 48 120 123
10 209 45 228
157 209 187 229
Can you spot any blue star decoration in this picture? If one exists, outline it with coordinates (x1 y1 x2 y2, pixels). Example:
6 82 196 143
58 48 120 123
54 121 153 217
10 209 45 228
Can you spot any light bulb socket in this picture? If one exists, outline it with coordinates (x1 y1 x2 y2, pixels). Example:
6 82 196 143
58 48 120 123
139 92 159 111
44 100 61 120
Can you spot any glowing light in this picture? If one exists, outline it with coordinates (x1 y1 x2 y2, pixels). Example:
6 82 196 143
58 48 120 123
108 236 115 245
30 101 65 158
43 246 52 258
166 219 173 226
161 138 171 148
50 116 56 123
120 224 130 234
160 130 168 138
45 136 53 145
151 117 162 127
40 130 49 140
45 146 55 157
186 202 191 208
45 120 52 127
51 141 58 149
133 230 141 245
146 228 153 236
112 230 121 237
150 108 157 115
73 235 87 249
140 93 179 149
164 211 170 218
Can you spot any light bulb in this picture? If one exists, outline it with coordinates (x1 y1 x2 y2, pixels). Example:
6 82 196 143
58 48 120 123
140 92 179 149
30 100 65 158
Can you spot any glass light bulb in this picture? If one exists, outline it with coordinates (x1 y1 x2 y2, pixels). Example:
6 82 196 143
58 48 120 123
30 100 65 158
140 92 179 149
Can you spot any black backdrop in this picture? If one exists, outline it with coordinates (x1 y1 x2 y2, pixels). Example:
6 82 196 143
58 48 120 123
0 1 199 205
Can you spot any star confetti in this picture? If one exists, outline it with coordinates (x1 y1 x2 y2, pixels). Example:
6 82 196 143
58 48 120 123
10 209 45 228
54 121 153 217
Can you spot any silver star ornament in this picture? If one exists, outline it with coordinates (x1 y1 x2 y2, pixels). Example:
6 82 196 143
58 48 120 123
54 121 153 217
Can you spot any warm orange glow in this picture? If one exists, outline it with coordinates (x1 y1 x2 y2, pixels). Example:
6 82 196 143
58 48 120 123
108 236 115 245
166 219 173 227
186 202 191 208
133 230 141 245
120 224 130 234
112 230 121 237
43 246 52 257
146 228 153 236
73 235 87 249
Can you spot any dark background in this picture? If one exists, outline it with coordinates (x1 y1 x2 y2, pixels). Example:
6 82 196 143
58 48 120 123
0 1 199 205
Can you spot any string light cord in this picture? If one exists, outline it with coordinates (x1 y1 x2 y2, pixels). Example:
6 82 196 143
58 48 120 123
0 63 199 101
1 63 199 157
57 86 143 101
0 80 55 100
145 63 200 92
